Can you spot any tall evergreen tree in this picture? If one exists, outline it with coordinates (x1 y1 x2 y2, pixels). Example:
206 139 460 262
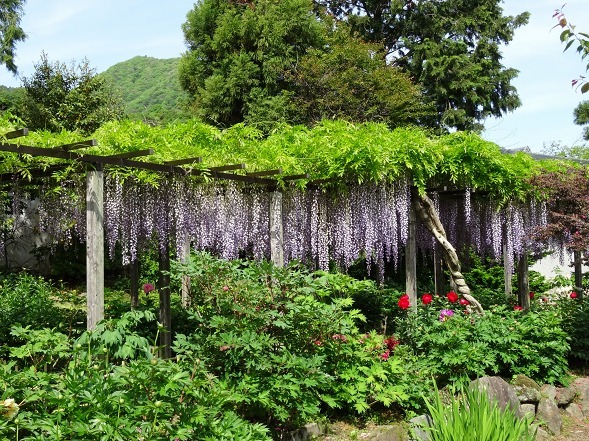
21 53 124 134
314 0 529 131
0 0 27 75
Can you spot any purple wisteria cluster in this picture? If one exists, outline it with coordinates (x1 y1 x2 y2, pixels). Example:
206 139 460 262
0 174 553 280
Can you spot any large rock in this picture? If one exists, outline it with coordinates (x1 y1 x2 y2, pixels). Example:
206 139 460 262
409 415 432 441
536 395 562 436
512 375 542 403
556 385 576 406
572 377 589 417
470 376 524 418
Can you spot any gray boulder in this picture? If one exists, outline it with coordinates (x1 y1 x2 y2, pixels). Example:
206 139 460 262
470 376 524 418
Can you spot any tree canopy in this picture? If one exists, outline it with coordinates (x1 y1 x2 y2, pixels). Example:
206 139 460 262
314 0 529 131
0 0 26 75
179 0 326 128
179 0 432 131
179 0 528 132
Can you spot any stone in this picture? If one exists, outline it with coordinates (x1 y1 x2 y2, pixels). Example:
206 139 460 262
371 425 410 441
536 395 562 436
409 414 432 441
512 375 542 402
470 376 524 418
520 403 536 418
556 386 576 406
535 427 551 441
512 374 542 391
564 402 585 420
572 377 589 417
541 384 557 402
285 422 326 441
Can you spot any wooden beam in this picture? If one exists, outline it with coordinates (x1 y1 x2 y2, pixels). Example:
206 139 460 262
208 163 245 172
282 173 309 181
247 168 282 177
105 149 154 160
3 128 28 139
56 139 97 151
0 143 276 185
164 157 202 166
86 165 104 330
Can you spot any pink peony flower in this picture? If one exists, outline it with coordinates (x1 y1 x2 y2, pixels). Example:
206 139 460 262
143 283 155 294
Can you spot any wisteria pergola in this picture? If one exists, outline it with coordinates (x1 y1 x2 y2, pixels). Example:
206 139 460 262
0 128 554 356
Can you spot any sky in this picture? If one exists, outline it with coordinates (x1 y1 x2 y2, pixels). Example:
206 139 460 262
1 1 589 153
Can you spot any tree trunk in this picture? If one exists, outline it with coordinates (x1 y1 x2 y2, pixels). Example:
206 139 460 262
411 188 484 314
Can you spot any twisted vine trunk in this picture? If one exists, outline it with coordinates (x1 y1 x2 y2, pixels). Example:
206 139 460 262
411 188 484 314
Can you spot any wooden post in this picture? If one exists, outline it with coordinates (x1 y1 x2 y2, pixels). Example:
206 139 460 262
158 242 172 359
434 245 445 295
503 235 513 298
574 250 584 300
406 202 417 309
181 238 191 308
517 251 530 311
86 165 104 330
130 259 139 309
270 191 284 267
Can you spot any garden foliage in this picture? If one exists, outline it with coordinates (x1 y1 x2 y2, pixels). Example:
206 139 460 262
0 253 584 439
421 381 537 441
395 293 570 385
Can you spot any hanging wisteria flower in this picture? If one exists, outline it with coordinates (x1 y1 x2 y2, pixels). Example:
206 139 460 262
447 291 458 303
397 294 410 310
439 309 454 321
421 293 433 305
570 292 578 299
143 283 155 294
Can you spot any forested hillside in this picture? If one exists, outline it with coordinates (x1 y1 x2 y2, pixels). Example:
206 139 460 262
101 56 191 125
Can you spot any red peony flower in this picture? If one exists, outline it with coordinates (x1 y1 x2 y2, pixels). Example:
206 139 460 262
384 336 400 351
143 283 155 294
421 293 433 305
529 292 535 299
381 350 390 361
570 292 578 299
459 298 470 306
514 305 523 311
397 294 410 310
447 291 458 303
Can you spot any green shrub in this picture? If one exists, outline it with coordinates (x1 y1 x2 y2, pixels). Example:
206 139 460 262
1 311 271 441
0 273 67 350
395 293 570 385
553 296 589 362
420 381 537 441
172 252 413 429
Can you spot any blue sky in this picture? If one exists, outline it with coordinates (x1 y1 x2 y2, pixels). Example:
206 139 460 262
1 0 589 153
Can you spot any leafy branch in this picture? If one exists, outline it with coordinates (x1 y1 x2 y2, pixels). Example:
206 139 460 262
553 5 589 93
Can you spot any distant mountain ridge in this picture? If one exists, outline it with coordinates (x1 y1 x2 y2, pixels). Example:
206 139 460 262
100 55 190 125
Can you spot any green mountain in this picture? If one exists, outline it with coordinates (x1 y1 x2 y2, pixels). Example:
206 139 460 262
100 56 191 125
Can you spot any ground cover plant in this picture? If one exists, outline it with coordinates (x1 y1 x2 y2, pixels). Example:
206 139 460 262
0 252 584 439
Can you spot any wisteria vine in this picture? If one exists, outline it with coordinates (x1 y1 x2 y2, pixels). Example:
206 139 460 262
0 174 555 281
